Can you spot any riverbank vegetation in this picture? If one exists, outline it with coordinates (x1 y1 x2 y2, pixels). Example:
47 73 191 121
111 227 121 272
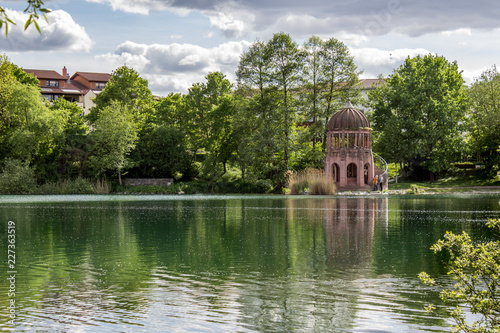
419 218 500 332
0 32 499 195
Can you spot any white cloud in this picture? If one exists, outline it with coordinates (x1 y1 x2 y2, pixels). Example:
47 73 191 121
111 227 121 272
205 2 255 38
0 9 93 52
96 40 251 94
84 0 190 15
441 28 472 37
351 47 432 77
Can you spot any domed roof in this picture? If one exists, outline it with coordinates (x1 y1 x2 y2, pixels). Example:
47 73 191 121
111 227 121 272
327 101 370 131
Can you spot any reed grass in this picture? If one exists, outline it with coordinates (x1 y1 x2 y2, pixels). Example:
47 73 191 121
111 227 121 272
287 168 335 195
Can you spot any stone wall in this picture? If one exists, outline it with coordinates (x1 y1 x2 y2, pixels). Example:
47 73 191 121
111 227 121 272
123 178 174 186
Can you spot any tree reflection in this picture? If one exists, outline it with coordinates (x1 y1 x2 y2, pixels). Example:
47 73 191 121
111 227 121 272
2 195 494 332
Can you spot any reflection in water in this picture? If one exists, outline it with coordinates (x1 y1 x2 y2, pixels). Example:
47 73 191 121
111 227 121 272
0 195 498 332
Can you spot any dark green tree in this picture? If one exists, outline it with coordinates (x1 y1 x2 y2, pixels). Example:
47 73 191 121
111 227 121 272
369 54 468 181
130 125 191 178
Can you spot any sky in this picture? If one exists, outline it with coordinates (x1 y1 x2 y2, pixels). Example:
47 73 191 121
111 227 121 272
1 0 499 96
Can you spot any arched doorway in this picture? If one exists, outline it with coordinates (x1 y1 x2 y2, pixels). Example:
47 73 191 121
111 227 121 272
332 163 340 183
347 163 357 185
364 163 370 184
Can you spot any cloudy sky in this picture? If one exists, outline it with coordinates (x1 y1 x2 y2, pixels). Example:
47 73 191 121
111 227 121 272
1 0 499 96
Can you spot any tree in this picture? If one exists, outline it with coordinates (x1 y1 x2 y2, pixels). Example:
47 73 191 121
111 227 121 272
297 36 359 168
236 39 281 182
466 66 500 177
419 219 500 332
130 125 191 179
0 0 50 36
87 65 154 124
181 72 238 177
369 54 468 181
89 101 140 185
50 98 90 178
0 56 65 167
267 32 305 183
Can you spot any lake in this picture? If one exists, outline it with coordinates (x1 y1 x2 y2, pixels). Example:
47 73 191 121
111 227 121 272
1 194 499 332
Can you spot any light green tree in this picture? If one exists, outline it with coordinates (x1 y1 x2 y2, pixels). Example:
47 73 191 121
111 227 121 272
0 56 65 166
88 65 154 124
267 32 305 184
89 101 140 185
419 219 500 332
369 54 468 181
466 66 500 178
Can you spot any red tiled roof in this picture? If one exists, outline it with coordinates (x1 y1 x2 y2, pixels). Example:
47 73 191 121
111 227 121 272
359 79 385 89
71 72 111 82
24 69 66 80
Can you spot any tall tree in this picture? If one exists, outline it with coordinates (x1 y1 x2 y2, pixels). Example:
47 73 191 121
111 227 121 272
89 101 140 185
298 36 359 168
319 38 360 151
467 66 500 177
369 54 468 180
267 32 305 188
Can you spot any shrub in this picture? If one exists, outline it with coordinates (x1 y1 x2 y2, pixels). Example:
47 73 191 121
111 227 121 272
38 178 95 194
0 159 38 194
407 184 422 194
419 219 500 332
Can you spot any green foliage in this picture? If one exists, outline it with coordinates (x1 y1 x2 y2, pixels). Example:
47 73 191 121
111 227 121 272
88 101 140 184
407 184 422 194
370 54 468 180
0 0 50 36
236 34 359 188
0 159 37 194
466 66 500 178
130 125 191 178
88 65 154 124
37 178 96 194
0 56 66 167
419 219 500 332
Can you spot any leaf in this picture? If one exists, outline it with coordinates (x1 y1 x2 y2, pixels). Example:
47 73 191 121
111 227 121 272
33 20 40 34
24 17 32 31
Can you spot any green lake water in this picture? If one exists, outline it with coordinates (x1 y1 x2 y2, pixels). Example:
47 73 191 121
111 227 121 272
0 194 499 332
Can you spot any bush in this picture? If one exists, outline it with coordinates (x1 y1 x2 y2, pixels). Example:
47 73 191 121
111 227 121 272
0 159 38 194
407 184 422 194
419 219 500 332
38 178 96 194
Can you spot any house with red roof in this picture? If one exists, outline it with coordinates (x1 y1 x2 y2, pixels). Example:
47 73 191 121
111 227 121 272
23 67 111 114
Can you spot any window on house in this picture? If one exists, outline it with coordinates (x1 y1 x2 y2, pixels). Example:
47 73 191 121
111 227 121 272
42 94 60 102
46 80 59 87
95 82 106 89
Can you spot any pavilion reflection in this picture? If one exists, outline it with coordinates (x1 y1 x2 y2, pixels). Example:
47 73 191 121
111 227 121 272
324 197 388 267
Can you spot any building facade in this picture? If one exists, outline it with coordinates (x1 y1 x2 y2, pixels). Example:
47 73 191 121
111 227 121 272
23 67 111 114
